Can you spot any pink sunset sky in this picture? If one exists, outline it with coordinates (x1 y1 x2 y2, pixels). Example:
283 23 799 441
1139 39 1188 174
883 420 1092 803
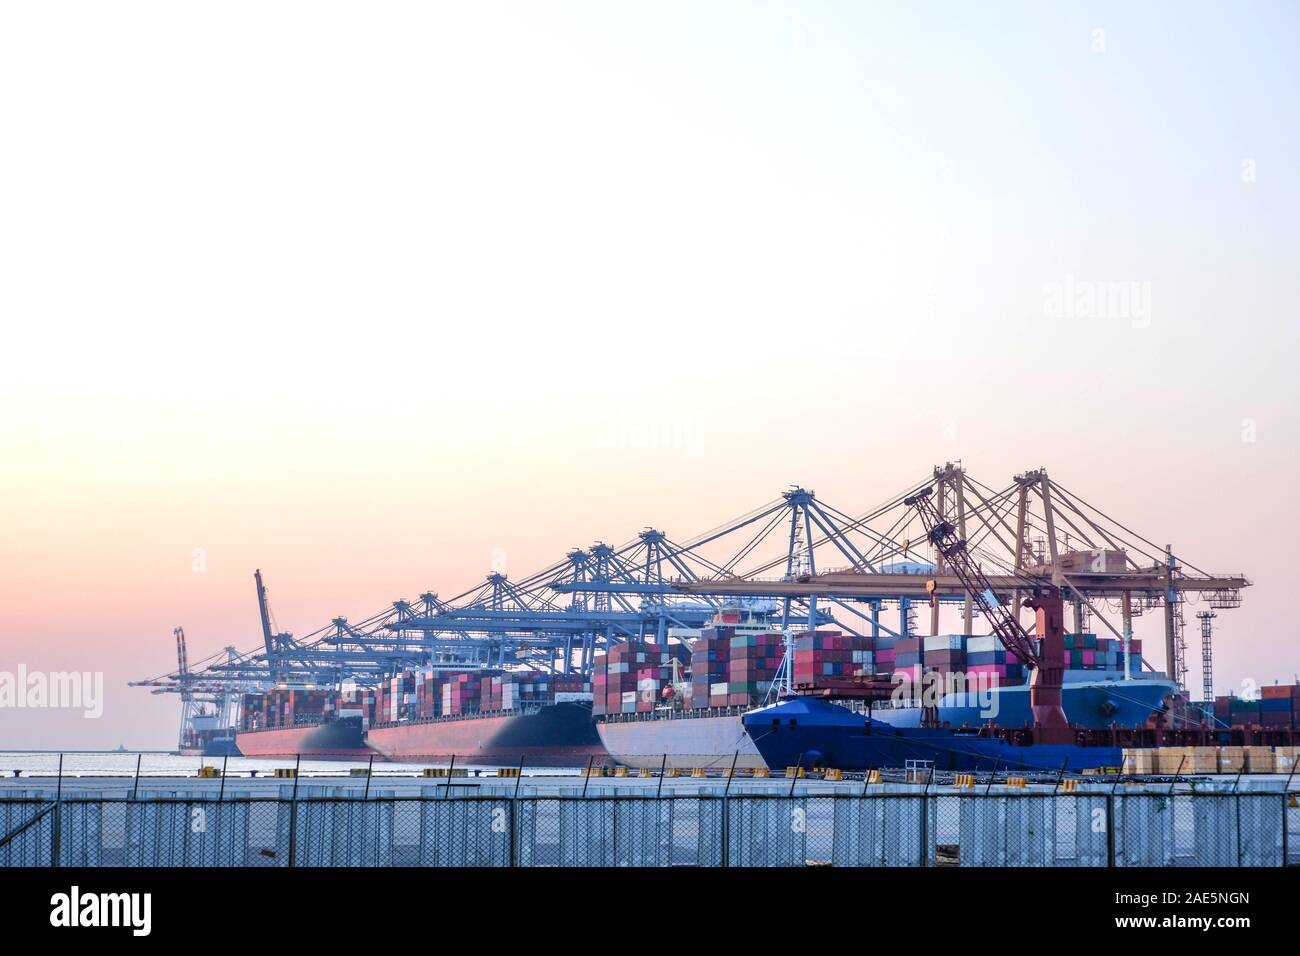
1 3 1297 749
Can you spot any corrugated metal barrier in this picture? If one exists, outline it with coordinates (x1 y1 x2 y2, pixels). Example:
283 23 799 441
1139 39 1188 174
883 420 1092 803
2 788 1296 867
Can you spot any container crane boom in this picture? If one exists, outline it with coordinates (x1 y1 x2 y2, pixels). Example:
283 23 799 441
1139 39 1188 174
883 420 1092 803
904 486 1072 743
255 569 276 659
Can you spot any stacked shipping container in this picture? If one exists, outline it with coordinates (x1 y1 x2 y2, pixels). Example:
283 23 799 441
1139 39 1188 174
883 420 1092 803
1215 684 1300 729
238 688 341 731
591 643 682 716
893 632 1141 686
689 626 733 708
792 631 879 684
719 631 782 706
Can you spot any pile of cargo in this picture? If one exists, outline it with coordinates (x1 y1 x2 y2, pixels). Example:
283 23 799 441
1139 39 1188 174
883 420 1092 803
893 632 1141 686
238 688 342 731
368 668 591 722
687 629 783 707
792 631 883 684
1214 683 1300 729
592 642 682 716
482 671 586 712
339 685 375 729
689 629 730 707
1060 633 1141 670
1123 745 1300 775
963 635 1025 684
441 672 483 716
380 672 417 723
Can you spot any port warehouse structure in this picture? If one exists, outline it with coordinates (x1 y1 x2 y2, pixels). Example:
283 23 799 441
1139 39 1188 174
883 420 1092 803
131 464 1251 745
2 778 1296 867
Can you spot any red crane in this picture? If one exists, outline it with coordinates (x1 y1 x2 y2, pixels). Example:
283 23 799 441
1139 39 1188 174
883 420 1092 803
904 486 1072 744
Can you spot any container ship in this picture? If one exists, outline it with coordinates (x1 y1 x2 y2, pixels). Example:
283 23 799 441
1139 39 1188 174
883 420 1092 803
738 632 1300 774
235 715 370 758
591 605 1182 769
177 711 240 757
366 701 607 766
234 689 371 758
361 669 608 765
592 609 776 769
742 691 1300 774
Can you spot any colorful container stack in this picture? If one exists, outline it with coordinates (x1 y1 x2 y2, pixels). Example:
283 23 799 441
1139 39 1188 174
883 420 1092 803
1260 685 1299 727
634 662 674 713
413 670 441 718
441 672 484 716
239 688 341 730
338 685 375 729
689 626 734 708
922 635 966 682
1060 632 1140 670
724 631 783 706
792 630 877 685
963 635 1025 684
485 671 572 712
892 632 1142 687
592 642 678 716
1216 685 1300 729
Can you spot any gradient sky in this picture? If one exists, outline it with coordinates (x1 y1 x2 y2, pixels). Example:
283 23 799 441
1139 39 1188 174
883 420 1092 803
2 1 1297 749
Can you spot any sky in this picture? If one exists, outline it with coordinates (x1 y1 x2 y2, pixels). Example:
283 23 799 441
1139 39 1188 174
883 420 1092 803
1 1 1297 749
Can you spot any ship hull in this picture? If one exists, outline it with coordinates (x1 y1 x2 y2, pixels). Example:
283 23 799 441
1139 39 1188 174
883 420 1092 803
596 710 766 769
178 736 241 758
745 698 1131 773
235 716 370 759
871 672 1178 730
364 702 611 767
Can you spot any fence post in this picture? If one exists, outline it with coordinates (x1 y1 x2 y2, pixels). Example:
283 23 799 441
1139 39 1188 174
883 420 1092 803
1106 793 1115 867
1283 793 1289 868
919 764 931 867
442 755 456 800
721 792 729 869
287 754 301 868
51 753 64 868
510 792 520 869
1236 792 1243 868
919 794 929 868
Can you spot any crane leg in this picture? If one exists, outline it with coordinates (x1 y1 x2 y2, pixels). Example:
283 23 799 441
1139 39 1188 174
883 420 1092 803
1029 594 1072 744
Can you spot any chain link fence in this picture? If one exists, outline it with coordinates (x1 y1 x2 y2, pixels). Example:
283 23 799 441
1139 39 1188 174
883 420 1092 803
2 790 1296 867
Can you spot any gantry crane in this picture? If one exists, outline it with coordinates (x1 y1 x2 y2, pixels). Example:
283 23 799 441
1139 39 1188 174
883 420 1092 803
904 486 1072 743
